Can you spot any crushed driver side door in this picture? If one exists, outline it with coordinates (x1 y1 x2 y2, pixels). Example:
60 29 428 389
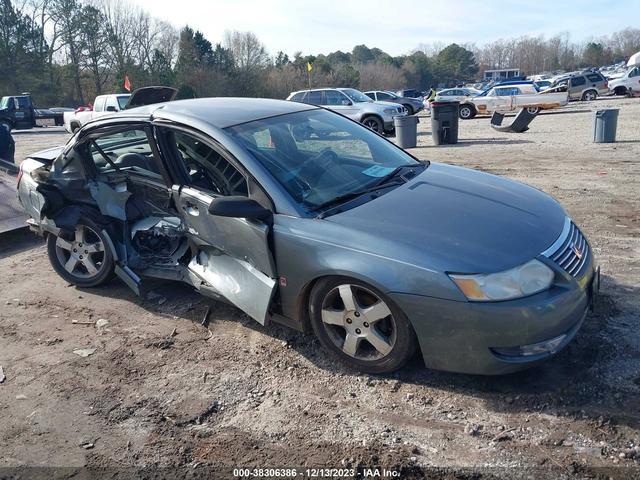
175 187 277 325
165 129 277 325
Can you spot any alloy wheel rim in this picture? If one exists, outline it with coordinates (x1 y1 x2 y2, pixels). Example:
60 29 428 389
321 284 397 361
55 225 106 279
363 119 380 132
460 107 471 118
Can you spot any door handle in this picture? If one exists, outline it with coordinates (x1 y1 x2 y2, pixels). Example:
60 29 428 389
183 202 199 216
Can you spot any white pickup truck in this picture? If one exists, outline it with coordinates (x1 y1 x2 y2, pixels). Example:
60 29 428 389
63 87 177 133
63 94 131 133
608 65 640 96
471 83 569 116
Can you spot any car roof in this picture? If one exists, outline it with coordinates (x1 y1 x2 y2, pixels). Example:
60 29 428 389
126 97 318 129
290 88 343 94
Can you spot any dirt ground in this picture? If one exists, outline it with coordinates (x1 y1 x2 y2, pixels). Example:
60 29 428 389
1 99 639 479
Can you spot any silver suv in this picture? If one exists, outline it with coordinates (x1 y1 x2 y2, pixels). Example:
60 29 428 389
551 72 609 101
287 88 406 134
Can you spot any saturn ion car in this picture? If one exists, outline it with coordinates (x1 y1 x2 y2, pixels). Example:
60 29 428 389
17 88 599 374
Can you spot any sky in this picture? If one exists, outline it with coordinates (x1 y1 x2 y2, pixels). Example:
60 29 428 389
131 0 639 56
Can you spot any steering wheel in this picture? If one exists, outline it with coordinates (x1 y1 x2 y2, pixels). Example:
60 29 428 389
298 148 338 178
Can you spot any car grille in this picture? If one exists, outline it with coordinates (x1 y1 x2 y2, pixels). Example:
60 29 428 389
543 222 590 277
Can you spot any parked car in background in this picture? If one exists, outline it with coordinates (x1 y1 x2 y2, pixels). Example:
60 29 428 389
608 65 640 96
287 88 406 134
364 91 423 115
63 87 177 133
0 94 65 131
534 80 553 91
395 89 423 99
470 83 568 117
63 93 131 133
549 72 609 101
434 88 480 119
17 95 598 374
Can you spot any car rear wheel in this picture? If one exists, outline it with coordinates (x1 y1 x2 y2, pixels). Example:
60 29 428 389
309 277 418 373
614 86 628 96
526 106 540 115
47 217 115 288
361 116 383 133
581 90 598 101
458 104 476 119
402 104 414 115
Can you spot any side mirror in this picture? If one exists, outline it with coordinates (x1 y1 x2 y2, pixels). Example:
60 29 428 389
106 105 117 112
208 196 271 221
341 100 352 106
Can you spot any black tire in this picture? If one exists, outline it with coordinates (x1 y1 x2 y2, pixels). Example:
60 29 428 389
458 104 476 119
361 115 383 134
47 216 115 288
402 104 414 115
70 122 80 133
614 86 628 96
526 106 540 115
581 90 597 101
309 276 418 374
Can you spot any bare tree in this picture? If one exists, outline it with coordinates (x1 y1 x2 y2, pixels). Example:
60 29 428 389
356 61 404 90
223 30 269 72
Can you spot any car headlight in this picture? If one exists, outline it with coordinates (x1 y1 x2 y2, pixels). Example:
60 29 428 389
449 259 555 301
383 108 397 114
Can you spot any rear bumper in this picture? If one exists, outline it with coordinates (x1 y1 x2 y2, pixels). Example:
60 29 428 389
390 263 597 375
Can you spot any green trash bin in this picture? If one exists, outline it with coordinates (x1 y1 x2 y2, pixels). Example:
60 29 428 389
430 101 460 145
593 109 619 143
394 115 419 148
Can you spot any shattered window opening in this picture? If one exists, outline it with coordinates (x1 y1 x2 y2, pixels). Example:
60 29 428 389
89 128 162 179
169 130 248 197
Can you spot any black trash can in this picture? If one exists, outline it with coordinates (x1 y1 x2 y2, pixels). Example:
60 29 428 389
430 101 460 145
593 109 619 143
394 115 419 148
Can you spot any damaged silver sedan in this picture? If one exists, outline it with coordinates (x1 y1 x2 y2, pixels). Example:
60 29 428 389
17 90 597 374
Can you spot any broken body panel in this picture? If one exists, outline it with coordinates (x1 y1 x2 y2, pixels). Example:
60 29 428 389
472 86 568 114
18 119 277 325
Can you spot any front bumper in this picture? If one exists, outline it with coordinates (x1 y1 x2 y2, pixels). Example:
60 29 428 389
390 263 598 375
382 111 407 131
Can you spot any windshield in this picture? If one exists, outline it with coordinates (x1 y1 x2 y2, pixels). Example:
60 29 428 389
226 109 421 211
339 88 372 103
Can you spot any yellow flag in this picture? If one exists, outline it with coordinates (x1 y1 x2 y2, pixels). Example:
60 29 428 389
307 61 313 73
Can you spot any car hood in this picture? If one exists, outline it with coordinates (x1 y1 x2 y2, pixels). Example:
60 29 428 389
374 101 404 109
124 86 177 110
327 162 566 274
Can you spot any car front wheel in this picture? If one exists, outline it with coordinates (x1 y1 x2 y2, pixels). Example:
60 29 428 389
526 106 540 115
361 116 383 133
47 217 115 288
458 104 476 119
309 277 418 373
